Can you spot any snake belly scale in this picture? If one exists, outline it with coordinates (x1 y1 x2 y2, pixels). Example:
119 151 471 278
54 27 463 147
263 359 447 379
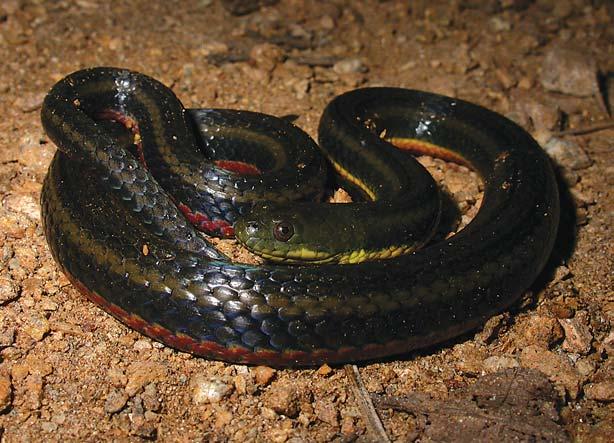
40 67 559 366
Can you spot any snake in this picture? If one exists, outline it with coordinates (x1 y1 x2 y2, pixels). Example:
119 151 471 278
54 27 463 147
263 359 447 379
40 67 559 366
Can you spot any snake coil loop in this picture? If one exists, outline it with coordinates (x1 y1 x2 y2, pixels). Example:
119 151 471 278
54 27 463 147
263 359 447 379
40 67 559 366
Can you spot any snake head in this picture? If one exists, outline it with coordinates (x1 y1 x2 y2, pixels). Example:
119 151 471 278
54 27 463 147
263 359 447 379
234 202 346 264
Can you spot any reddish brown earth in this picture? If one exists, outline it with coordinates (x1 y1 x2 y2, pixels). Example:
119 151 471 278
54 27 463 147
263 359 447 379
0 1 612 441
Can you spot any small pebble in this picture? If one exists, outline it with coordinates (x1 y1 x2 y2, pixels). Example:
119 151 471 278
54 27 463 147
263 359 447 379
0 327 15 348
544 137 592 171
263 384 300 417
214 408 233 429
252 366 276 386
489 16 512 32
333 58 367 74
107 367 128 387
191 376 233 404
0 375 12 412
131 416 157 439
104 389 129 414
317 364 332 376
483 355 520 373
319 15 335 30
234 374 247 395
221 0 278 16
40 421 58 433
133 339 153 351
455 343 487 375
249 43 284 72
0 277 19 304
540 45 598 97
340 416 357 438
125 362 167 396
314 399 338 426
24 316 50 342
24 374 43 410
520 345 581 399
518 315 564 349
141 383 161 412
584 382 614 402
3 194 40 221
200 41 228 56
559 312 593 355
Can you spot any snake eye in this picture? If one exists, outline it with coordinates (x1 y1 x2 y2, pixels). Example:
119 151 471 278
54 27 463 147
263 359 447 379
273 221 294 242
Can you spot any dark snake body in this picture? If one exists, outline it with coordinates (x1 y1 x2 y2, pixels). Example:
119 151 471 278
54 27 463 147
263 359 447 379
40 67 559 366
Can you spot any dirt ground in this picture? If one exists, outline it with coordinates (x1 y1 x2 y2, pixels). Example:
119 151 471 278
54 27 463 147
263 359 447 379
0 0 612 441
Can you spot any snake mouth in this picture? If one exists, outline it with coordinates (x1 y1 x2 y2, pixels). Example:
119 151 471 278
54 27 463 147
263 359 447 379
235 220 338 263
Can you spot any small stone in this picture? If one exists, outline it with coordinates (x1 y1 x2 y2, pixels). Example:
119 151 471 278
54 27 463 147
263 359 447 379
340 415 356 438
249 43 284 72
107 367 128 387
551 265 572 285
40 299 58 311
540 45 598 97
548 297 575 319
24 316 50 342
510 92 562 133
52 413 66 425
221 0 278 16
518 76 533 90
0 277 19 304
489 16 512 32
520 345 581 399
500 0 532 10
551 0 574 19
314 399 338 426
575 357 596 380
601 331 614 356
133 339 152 351
234 374 247 395
518 315 564 349
0 327 15 348
10 362 29 382
214 408 233 429
261 406 278 420
319 15 335 30
483 355 520 373
495 68 516 89
0 375 12 412
191 375 233 404
12 92 44 112
201 41 229 56
24 356 53 377
3 194 40 221
584 382 614 402
141 383 160 412
476 314 509 344
40 421 58 433
544 137 592 170
455 343 487 375
317 364 333 376
104 389 129 414
131 417 157 439
263 383 300 417
24 374 43 410
252 366 276 386
125 362 167 396
333 58 367 75
559 312 593 355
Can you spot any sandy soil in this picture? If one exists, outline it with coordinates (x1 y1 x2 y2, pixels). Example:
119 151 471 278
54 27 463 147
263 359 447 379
0 0 612 441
